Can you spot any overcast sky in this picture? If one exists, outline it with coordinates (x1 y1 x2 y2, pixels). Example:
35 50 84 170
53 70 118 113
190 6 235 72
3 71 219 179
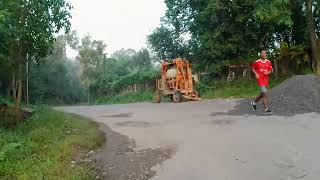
67 0 166 56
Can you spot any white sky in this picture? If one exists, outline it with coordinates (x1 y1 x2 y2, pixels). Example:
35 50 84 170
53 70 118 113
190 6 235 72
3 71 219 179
67 0 166 56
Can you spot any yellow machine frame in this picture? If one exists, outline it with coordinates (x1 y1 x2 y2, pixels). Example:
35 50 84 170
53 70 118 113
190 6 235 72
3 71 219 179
154 58 201 103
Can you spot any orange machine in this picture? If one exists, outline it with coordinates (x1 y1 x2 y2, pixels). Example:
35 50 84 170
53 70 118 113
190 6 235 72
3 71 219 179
154 58 201 103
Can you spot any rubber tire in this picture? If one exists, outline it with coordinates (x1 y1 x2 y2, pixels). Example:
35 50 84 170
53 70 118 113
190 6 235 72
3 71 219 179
154 93 161 103
170 95 174 102
194 90 200 98
173 91 182 103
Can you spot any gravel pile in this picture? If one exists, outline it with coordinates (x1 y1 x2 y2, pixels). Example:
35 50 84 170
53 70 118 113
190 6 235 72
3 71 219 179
269 75 320 116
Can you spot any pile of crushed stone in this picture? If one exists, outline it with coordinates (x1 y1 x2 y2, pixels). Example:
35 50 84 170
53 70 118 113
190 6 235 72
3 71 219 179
226 74 320 116
269 74 320 116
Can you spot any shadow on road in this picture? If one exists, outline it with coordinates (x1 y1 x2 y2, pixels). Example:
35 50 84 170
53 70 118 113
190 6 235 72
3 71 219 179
211 98 267 117
211 98 320 117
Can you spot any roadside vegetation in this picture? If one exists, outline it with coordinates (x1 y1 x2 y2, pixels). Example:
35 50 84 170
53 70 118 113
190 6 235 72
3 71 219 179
197 78 287 99
0 106 104 179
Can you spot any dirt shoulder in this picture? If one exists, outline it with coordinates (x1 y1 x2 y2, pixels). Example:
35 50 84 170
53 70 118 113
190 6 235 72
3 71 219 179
90 123 175 180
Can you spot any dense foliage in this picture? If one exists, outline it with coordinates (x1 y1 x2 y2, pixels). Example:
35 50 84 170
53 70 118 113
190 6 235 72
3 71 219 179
29 58 86 104
0 0 72 108
148 0 320 75
68 32 159 103
1 30 159 104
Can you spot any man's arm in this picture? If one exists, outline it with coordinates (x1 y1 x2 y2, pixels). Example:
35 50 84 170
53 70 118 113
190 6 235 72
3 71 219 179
263 62 273 75
251 63 260 79
252 69 260 79
263 70 272 75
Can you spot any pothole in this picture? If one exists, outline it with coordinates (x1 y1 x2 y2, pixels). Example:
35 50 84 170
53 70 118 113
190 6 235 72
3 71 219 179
115 121 152 128
101 113 133 118
210 119 234 125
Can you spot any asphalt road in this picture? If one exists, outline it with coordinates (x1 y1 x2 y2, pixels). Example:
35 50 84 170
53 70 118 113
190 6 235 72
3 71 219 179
56 99 320 180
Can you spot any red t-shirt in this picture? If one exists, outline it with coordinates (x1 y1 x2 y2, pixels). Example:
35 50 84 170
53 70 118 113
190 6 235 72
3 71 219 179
252 59 273 87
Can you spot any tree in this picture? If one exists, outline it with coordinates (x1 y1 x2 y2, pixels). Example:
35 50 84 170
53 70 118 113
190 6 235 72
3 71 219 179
131 48 152 70
0 0 7 23
1 0 72 111
76 35 108 103
111 48 136 60
149 0 269 73
186 0 275 72
147 26 187 60
305 0 320 75
29 57 86 104
77 46 158 99
150 0 319 76
255 0 320 75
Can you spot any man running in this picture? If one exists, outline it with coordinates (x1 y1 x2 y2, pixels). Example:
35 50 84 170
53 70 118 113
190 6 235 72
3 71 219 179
251 50 273 115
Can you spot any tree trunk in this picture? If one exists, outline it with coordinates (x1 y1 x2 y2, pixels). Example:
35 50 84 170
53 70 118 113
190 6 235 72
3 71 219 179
16 65 22 111
26 56 29 105
11 36 27 117
12 63 22 115
274 59 279 79
12 66 17 106
305 0 320 75
246 63 252 80
87 90 90 104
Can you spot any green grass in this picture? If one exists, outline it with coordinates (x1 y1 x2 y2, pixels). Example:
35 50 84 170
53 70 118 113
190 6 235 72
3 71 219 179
0 107 105 179
94 91 154 104
0 96 13 106
198 78 287 99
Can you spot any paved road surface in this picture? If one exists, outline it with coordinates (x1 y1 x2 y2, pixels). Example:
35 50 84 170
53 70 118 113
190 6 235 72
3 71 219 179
56 99 320 180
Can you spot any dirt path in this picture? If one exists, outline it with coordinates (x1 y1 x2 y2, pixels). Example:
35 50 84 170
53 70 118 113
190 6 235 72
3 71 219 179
55 99 320 180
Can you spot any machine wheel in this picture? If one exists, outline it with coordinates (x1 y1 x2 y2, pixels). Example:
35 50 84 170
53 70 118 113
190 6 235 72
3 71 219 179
170 95 174 101
194 90 200 98
154 93 161 103
173 90 182 103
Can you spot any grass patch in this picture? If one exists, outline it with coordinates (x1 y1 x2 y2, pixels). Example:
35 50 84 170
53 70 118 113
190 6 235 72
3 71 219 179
198 78 287 99
94 91 154 104
0 96 13 106
0 107 105 179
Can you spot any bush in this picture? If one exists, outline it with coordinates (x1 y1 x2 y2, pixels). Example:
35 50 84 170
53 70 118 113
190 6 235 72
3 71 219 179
0 107 23 128
0 96 13 105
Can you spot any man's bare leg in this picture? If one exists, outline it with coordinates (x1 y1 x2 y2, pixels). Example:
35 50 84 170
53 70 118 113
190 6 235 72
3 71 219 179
255 93 263 103
263 92 272 115
262 92 268 110
251 92 271 115
251 93 262 111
